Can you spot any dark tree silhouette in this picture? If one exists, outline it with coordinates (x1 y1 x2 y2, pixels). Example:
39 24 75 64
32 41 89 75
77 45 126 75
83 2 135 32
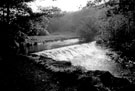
0 0 34 55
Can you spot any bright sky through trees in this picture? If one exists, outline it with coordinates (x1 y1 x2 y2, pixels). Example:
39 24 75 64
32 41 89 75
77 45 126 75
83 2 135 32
28 0 91 12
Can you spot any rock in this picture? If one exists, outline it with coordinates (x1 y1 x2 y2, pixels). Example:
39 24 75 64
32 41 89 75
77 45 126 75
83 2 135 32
78 77 98 91
50 61 72 67
118 84 135 91
99 71 130 87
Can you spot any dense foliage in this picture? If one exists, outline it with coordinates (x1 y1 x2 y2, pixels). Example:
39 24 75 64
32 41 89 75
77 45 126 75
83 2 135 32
0 0 35 55
0 0 61 55
98 0 135 59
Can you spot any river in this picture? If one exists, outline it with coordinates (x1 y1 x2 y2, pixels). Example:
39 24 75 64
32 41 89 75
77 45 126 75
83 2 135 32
30 38 129 77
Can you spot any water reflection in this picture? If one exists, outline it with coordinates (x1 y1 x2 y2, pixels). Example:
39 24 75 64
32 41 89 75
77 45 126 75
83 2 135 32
28 38 80 53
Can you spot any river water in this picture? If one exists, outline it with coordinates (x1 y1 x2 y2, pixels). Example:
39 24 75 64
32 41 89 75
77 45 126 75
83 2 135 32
28 38 80 53
32 39 126 77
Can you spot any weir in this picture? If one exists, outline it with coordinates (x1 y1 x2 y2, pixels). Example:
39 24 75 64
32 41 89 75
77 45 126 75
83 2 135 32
32 41 122 77
28 38 80 53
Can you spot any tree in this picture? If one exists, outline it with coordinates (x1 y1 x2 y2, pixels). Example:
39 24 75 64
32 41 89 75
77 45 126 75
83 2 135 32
0 0 34 55
0 0 34 37
98 0 135 61
0 0 62 55
0 0 34 23
105 0 135 12
38 6 62 17
26 6 63 36
28 15 50 36
86 0 108 7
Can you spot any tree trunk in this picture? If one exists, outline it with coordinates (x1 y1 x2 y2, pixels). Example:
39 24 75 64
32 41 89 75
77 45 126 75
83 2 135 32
6 2 10 24
2 6 5 22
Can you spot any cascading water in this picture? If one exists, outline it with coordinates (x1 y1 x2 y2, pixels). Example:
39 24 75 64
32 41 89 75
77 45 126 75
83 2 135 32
32 41 123 77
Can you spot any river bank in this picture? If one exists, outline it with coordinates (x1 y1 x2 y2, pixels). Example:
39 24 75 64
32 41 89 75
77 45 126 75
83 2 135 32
1 54 135 91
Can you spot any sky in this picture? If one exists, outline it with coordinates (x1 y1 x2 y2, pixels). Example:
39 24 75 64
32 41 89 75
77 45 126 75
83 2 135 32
28 0 91 12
